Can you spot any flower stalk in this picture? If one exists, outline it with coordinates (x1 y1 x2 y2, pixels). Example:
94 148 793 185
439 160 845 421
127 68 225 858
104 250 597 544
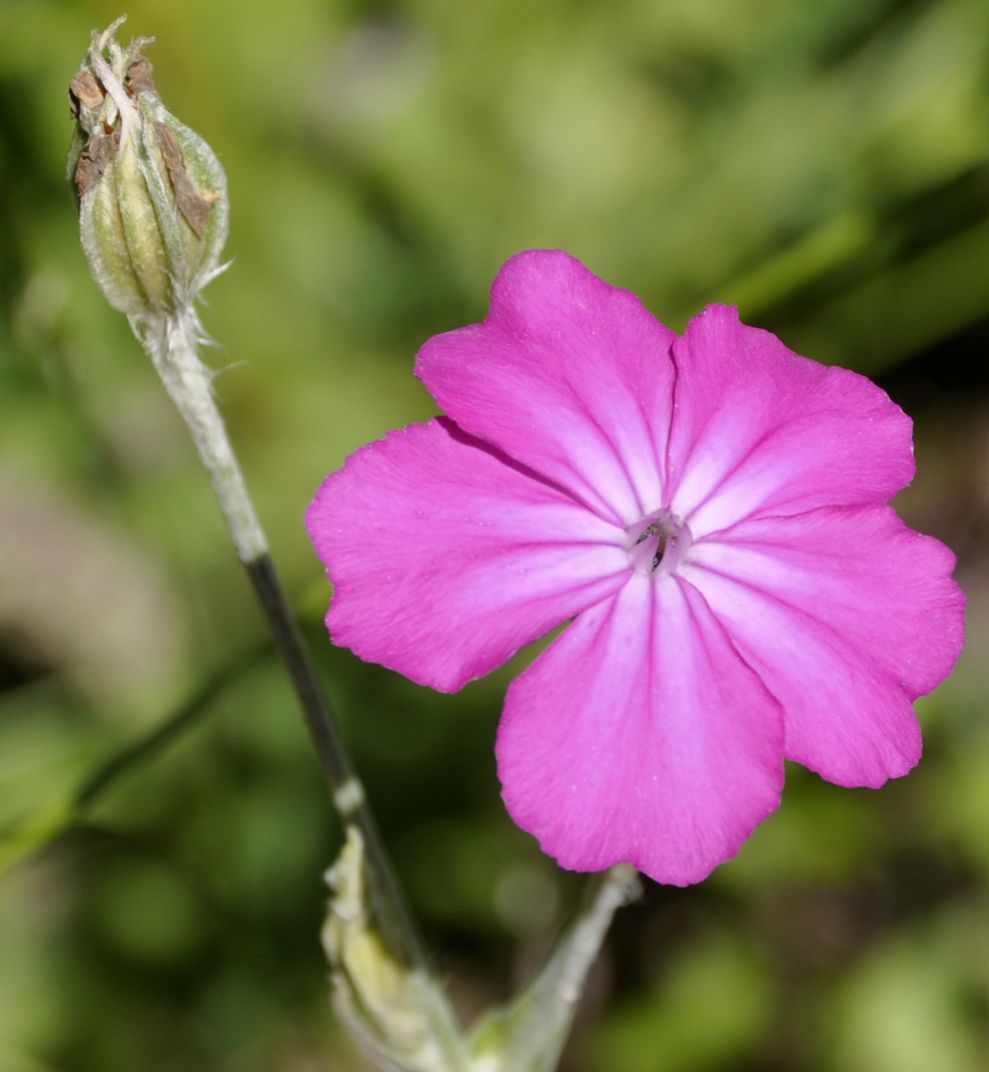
467 864 640 1072
69 21 639 1072
148 306 468 1072
68 17 465 1064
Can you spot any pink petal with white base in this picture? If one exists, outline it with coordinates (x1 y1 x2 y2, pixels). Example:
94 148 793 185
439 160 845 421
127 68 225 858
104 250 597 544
496 574 784 886
306 419 628 692
416 251 677 525
668 305 915 536
686 505 965 787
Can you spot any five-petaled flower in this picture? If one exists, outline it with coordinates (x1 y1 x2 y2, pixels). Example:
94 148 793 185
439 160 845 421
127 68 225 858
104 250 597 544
307 251 965 886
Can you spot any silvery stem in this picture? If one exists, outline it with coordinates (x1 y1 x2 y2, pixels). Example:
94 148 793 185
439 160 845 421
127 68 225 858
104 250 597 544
143 307 266 562
491 864 641 1072
538 865 639 1019
136 307 466 1066
131 305 637 1072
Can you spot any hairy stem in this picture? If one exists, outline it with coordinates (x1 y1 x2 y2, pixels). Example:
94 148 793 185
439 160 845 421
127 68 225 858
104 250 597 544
496 864 640 1071
137 308 467 1067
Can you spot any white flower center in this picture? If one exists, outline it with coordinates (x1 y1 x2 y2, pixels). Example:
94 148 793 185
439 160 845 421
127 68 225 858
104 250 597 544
625 508 693 576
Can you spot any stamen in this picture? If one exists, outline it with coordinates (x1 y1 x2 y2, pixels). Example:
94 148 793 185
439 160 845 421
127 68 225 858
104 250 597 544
625 510 692 577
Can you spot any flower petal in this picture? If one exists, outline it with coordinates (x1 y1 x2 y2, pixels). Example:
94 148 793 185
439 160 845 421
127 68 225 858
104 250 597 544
306 419 629 692
496 574 784 886
668 305 915 536
686 506 966 787
416 250 677 525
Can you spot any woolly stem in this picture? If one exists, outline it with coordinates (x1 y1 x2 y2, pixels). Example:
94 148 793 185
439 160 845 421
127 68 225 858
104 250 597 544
495 864 640 1071
136 308 467 1068
142 308 266 561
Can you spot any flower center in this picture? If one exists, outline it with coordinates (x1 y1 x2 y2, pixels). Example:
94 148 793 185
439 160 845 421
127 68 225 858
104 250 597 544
625 508 693 576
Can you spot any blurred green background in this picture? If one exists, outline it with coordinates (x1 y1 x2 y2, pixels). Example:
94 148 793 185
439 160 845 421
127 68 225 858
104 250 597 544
1 0 988 1069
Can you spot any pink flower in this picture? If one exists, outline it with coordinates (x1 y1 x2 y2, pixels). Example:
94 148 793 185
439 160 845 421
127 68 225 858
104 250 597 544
307 251 965 886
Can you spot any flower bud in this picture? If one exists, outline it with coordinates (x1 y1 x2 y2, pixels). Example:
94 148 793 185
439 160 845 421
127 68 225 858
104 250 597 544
322 827 460 1072
68 18 228 322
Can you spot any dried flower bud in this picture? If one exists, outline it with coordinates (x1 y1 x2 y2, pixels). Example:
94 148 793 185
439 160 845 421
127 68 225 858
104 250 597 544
68 17 228 323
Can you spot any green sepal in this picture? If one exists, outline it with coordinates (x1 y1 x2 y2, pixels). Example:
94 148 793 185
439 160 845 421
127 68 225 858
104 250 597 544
69 20 228 321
